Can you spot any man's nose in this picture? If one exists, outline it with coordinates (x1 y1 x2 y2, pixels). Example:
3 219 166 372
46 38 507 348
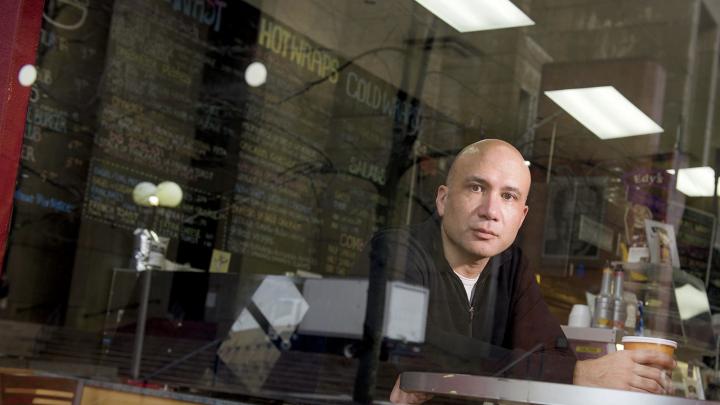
477 192 500 221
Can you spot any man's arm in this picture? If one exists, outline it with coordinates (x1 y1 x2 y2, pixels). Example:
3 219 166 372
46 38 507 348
509 252 577 383
390 349 675 404
511 255 676 392
389 376 433 405
352 228 434 404
574 349 676 394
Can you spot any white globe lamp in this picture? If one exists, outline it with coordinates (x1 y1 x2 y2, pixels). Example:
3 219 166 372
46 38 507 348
132 182 157 207
244 62 267 87
156 181 183 207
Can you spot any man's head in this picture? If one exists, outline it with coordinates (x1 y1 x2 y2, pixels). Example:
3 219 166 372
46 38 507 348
436 139 530 265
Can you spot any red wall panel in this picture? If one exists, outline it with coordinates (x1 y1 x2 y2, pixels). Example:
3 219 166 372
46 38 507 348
0 0 44 272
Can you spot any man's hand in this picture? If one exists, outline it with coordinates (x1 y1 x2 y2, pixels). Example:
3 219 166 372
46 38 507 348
390 376 433 404
573 350 676 394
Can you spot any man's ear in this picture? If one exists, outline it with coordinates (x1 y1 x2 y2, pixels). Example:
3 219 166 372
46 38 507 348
520 205 529 226
435 185 448 217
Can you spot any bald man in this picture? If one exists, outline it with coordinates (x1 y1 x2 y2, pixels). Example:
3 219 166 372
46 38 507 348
350 140 675 403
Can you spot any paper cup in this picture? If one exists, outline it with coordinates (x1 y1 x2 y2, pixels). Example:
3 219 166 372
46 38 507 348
621 336 677 356
568 304 591 327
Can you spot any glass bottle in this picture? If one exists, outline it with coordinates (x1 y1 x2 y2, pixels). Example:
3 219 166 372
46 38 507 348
593 265 614 328
612 266 626 330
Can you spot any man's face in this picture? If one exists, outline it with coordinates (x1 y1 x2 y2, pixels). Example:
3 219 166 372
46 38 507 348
436 145 530 262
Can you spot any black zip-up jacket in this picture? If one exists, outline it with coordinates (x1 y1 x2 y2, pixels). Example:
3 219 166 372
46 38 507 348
354 216 577 384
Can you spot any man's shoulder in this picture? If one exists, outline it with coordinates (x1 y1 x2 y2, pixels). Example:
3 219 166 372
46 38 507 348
499 243 525 266
351 217 442 280
369 216 440 248
495 244 529 283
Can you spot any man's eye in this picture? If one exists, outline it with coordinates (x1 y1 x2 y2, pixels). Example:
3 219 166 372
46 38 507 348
471 185 483 192
502 192 517 201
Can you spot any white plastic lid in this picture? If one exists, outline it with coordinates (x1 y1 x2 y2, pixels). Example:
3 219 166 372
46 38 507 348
621 336 677 348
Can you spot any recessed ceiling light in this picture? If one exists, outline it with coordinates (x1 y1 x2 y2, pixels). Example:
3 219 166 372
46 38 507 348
544 86 664 139
414 0 535 32
676 166 718 197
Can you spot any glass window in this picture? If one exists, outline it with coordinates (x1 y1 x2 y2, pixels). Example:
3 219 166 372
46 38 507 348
4 0 720 402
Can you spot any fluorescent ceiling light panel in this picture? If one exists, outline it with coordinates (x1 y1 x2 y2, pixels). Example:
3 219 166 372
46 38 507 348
544 86 664 139
676 166 718 197
414 0 534 32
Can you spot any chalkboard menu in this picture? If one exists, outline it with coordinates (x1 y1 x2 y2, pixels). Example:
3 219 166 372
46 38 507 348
7 0 114 322
10 0 465 327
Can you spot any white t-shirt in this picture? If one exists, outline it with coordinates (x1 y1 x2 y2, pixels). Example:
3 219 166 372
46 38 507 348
454 271 479 302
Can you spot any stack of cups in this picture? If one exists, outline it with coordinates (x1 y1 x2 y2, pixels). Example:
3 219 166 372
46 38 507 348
568 304 592 327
